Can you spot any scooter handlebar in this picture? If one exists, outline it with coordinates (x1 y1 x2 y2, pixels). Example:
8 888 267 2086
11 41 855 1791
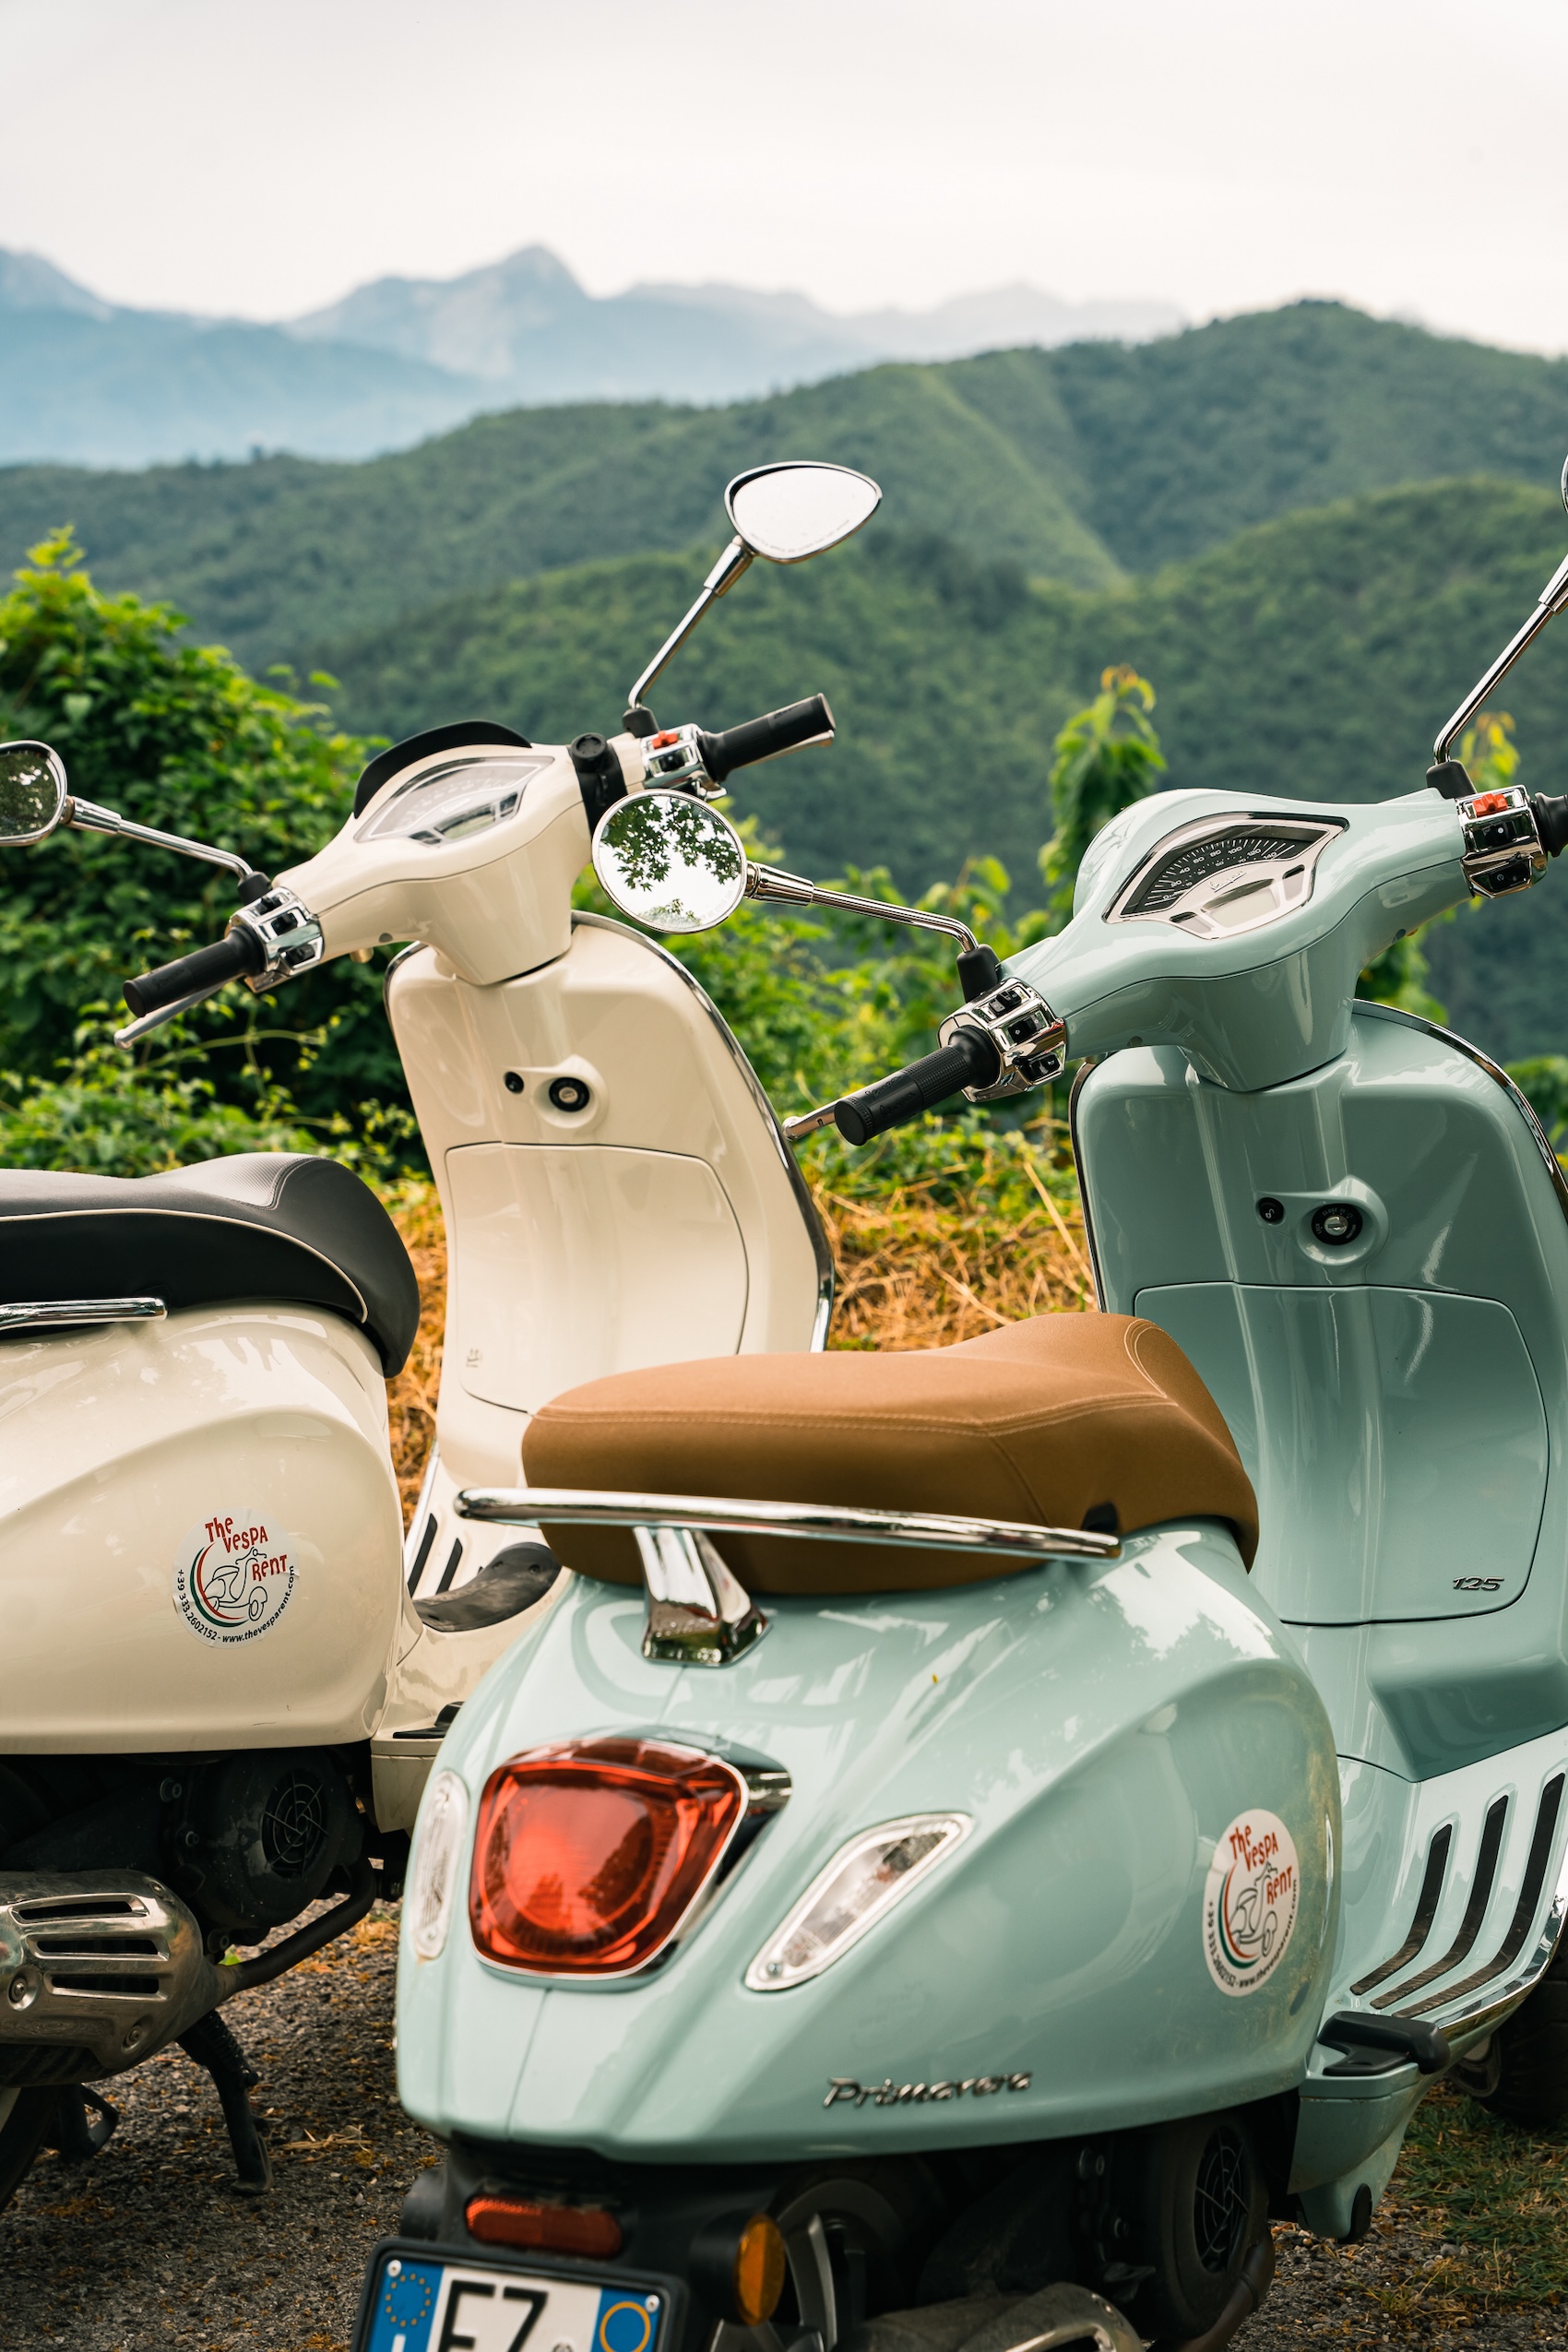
123 928 264 1020
697 695 834 783
833 1028 1001 1145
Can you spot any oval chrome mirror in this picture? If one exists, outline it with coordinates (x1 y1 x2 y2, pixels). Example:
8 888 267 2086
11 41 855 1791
591 790 748 933
0 741 67 846
725 462 882 565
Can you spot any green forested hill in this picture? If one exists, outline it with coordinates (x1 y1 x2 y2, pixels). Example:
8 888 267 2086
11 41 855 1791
5 302 1568 673
317 478 1568 1060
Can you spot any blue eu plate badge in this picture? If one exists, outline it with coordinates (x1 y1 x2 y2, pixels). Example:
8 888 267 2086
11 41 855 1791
363 2252 667 2352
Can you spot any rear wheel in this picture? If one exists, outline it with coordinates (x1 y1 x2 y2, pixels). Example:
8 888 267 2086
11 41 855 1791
0 2085 56 2215
1117 2113 1269 2341
712 2163 943 2352
1475 1940 1568 2124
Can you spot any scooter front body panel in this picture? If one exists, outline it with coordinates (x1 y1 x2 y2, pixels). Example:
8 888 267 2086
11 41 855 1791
398 1523 1339 2161
1077 1004 1568 1777
0 1304 404 1748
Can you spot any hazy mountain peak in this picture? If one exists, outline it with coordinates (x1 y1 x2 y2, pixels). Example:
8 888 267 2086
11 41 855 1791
287 244 1182 392
0 247 118 321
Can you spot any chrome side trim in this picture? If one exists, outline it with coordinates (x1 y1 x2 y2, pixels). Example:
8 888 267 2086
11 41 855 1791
458 1485 1120 1562
0 1297 166 1336
573 909 836 1346
1067 1057 1107 1309
1355 1001 1568 1229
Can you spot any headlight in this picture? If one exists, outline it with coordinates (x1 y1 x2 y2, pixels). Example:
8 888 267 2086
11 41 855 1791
745 1813 970 1991
409 1770 470 1960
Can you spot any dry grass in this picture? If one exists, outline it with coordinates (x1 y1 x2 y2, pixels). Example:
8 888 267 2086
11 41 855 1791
385 1182 446 1527
384 1175 1092 1521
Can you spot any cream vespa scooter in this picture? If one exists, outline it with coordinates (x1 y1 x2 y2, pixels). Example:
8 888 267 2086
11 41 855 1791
0 463 885 2210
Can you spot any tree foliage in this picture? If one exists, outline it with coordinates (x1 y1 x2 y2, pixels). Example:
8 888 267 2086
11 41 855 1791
0 532 396 1117
1039 664 1165 923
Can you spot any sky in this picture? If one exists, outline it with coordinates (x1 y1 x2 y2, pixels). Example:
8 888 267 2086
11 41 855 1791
5 0 1568 351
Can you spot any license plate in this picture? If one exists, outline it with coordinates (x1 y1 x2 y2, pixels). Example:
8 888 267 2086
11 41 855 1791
354 2239 677 2352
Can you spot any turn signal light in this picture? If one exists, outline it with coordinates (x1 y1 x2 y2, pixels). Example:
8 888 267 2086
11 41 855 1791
691 2209 788 2324
467 2196 624 2257
733 2215 787 2325
469 1736 747 1976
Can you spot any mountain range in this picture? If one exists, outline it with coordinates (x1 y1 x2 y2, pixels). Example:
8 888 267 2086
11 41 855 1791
0 243 1179 468
6 297 1568 1056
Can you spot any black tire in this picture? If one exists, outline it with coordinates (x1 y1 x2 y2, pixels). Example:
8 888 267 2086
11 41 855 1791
768 2163 944 2346
0 2086 56 2215
1477 1939 1568 2124
1121 2113 1268 2341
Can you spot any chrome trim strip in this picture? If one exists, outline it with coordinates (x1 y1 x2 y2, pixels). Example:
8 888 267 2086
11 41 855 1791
1067 1057 1106 1309
1355 1000 1568 1228
1373 1796 1509 2008
1398 1776 1565 2018
1349 1822 1454 1997
457 1485 1120 1562
573 909 836 1347
0 1297 166 1335
1431 1833 1568 2043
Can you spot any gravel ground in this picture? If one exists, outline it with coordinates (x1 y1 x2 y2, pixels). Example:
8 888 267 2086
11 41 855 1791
3 1908 1566 2351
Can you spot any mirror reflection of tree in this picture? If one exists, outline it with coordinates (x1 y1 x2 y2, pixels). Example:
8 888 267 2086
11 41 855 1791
0 746 62 840
601 794 743 925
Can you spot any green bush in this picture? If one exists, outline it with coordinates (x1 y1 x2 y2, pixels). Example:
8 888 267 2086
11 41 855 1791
0 532 394 1117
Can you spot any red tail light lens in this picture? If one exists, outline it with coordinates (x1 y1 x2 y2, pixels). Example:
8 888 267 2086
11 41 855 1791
467 2195 624 2256
469 1736 746 1975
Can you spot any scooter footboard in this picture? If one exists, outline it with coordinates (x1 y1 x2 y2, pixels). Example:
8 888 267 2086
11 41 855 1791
1289 1724 1568 2227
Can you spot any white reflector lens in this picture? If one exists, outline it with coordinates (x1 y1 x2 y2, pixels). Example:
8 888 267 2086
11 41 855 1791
410 1770 470 1960
745 1813 969 1991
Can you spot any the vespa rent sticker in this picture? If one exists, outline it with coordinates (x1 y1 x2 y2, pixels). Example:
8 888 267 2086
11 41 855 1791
172 1514 297 1645
1202 1810 1300 1996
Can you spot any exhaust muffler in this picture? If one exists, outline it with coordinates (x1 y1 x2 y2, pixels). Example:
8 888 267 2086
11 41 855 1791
0 1871 221 2085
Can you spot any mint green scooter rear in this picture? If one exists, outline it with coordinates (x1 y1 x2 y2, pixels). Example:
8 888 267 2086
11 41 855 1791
400 1522 1337 2157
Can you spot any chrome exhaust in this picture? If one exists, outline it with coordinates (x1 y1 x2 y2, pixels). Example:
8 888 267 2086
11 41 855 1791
0 1871 220 2085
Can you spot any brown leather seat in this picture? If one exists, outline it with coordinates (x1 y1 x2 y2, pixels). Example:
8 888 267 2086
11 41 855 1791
523 1313 1257 1595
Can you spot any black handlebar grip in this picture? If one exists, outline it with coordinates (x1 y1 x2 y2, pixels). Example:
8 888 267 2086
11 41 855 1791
834 1028 1001 1146
697 695 834 784
123 928 263 1020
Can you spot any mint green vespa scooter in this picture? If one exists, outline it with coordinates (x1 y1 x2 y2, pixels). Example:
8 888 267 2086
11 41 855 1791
355 466 1568 2352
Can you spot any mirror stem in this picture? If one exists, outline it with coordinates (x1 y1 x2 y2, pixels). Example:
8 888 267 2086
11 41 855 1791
65 797 256 884
745 861 980 954
1433 549 1568 764
625 538 753 720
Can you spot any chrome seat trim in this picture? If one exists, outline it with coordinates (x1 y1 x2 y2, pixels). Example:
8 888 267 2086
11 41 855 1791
0 1296 166 1335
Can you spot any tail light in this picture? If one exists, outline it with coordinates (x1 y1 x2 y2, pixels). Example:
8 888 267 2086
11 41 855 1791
469 1736 749 1976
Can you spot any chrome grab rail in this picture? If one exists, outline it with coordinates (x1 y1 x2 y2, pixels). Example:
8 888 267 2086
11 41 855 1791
0 1297 166 1335
456 1488 1120 1669
456 1486 1121 1562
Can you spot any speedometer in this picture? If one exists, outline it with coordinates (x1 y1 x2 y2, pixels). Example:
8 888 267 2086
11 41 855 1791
1107 814 1345 939
356 754 553 847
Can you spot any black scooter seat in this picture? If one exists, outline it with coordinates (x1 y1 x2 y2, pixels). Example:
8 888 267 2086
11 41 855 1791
0 1153 420 1375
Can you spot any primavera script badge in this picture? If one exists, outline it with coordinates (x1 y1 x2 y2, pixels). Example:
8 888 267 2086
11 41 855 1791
1202 1809 1300 1996
172 1512 297 1645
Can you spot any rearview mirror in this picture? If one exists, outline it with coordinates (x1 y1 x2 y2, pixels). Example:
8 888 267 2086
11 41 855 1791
591 791 748 933
0 741 67 846
625 460 882 730
726 463 882 564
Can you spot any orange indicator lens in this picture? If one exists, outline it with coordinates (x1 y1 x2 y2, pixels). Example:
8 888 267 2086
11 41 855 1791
733 2215 787 2325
